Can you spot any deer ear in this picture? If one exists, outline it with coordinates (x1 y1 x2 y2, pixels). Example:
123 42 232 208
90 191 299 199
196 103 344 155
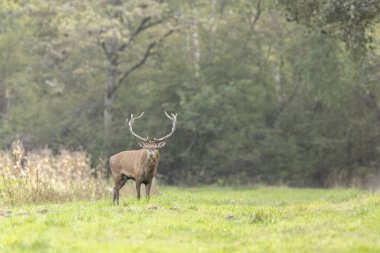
138 142 145 148
157 142 166 148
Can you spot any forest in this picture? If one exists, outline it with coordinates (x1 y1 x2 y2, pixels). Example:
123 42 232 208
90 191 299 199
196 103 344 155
1 0 380 187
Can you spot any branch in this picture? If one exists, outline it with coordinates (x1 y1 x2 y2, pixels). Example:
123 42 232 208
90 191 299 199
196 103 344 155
110 29 176 95
232 0 262 66
250 0 261 30
119 16 172 52
101 39 119 65
118 16 151 52
101 42 111 61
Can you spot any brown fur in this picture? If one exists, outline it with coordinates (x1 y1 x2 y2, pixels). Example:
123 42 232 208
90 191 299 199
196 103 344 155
110 148 160 204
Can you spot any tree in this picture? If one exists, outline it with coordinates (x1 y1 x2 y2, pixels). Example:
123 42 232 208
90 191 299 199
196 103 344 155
96 1 178 140
278 0 380 59
27 0 178 147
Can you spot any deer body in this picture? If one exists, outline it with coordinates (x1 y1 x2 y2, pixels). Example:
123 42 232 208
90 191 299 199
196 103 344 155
110 149 159 183
110 112 176 204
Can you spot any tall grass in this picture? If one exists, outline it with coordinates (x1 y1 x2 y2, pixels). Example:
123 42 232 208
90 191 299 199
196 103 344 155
0 140 160 206
0 140 110 206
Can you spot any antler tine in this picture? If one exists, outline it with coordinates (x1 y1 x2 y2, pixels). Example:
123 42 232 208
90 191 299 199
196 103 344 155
134 112 145 120
126 112 149 142
164 111 178 120
154 112 177 142
164 111 173 120
126 112 144 124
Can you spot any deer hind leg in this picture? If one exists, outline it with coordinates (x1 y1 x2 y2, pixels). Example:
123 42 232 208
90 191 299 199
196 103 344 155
113 175 128 205
113 185 119 205
119 174 128 189
113 175 120 204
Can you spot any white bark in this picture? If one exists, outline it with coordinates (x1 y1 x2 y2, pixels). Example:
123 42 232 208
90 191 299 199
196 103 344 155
190 0 201 80
103 38 118 137
274 62 282 102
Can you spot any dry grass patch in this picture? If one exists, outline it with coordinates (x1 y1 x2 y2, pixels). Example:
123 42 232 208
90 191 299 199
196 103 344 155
0 140 110 206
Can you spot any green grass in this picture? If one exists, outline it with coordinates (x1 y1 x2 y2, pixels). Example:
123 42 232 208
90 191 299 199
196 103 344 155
0 187 379 253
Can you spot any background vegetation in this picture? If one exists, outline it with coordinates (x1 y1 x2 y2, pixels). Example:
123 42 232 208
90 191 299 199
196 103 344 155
1 2 380 252
1 0 380 187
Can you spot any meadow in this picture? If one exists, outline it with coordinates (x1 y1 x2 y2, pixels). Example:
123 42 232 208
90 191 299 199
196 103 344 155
0 145 379 253
0 187 379 253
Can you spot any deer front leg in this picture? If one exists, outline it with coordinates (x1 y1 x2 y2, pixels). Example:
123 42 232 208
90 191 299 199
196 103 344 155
145 181 152 200
135 181 142 200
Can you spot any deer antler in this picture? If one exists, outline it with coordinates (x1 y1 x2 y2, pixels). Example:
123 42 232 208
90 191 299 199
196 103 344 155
154 112 177 142
126 112 149 142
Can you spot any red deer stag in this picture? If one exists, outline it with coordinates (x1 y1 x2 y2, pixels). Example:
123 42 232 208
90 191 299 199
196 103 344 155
110 112 177 204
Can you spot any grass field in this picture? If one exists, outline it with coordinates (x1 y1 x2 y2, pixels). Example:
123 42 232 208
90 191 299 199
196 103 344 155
0 186 379 253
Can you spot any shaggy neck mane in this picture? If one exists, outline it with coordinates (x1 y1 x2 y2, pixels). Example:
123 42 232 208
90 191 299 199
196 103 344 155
147 153 159 168
141 150 159 171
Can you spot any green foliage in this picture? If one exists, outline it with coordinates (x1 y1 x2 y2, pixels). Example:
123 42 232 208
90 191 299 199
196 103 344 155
278 0 380 59
1 0 380 186
0 187 379 252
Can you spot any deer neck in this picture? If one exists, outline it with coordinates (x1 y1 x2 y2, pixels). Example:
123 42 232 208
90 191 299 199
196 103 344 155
147 152 159 169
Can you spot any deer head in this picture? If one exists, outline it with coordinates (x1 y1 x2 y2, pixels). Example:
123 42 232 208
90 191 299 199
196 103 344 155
126 111 177 157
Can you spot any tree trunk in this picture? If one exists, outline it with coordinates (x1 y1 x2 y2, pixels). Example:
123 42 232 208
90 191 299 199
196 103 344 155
103 38 118 140
209 0 217 33
0 84 11 122
104 64 117 137
180 3 191 59
190 0 201 80
5 86 11 115
103 59 117 178
274 62 282 102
